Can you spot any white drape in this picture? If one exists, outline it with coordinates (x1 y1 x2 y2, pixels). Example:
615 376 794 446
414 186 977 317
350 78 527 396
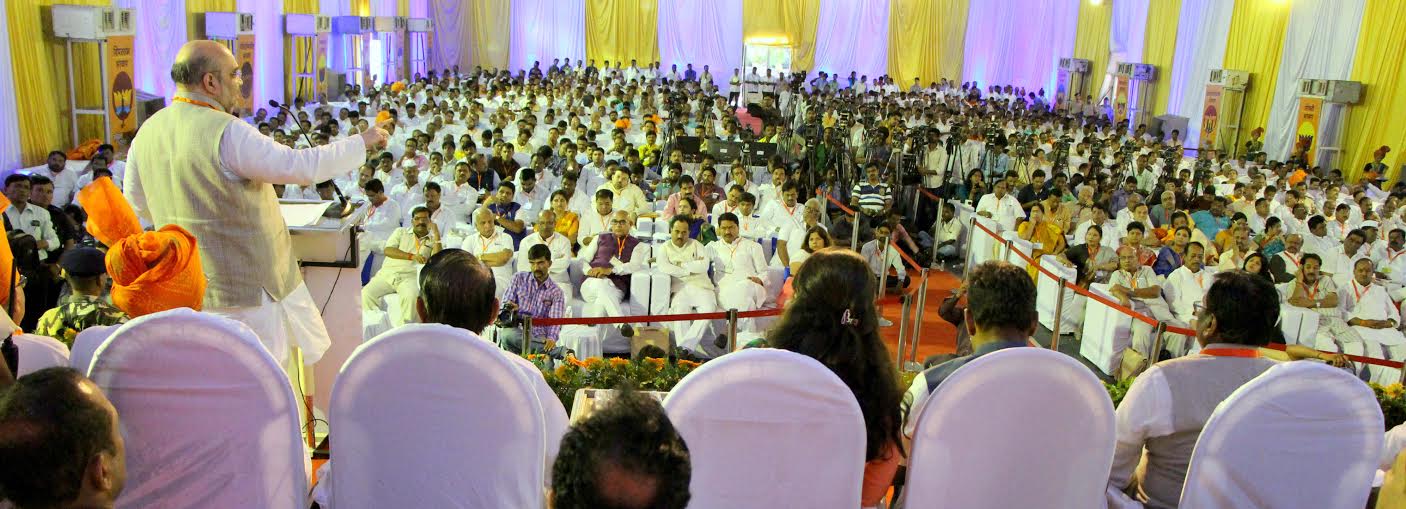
320 0 349 17
961 0 1079 95
1166 0 1234 149
1262 0 1365 161
1102 0 1149 100
370 0 398 16
408 0 428 18
509 0 585 72
428 0 472 72
0 2 22 172
236 0 285 110
812 0 889 82
110 0 184 102
657 0 743 91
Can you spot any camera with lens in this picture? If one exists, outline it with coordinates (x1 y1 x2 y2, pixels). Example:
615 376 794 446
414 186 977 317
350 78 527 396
496 304 524 328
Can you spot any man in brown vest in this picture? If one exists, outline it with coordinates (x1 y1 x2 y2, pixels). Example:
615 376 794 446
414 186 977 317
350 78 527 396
123 40 388 368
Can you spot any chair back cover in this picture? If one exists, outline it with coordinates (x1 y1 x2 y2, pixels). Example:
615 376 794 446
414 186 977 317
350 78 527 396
505 352 570 486
329 324 546 509
69 324 118 374
14 334 69 376
88 308 308 509
663 348 866 509
904 347 1115 509
1180 361 1382 509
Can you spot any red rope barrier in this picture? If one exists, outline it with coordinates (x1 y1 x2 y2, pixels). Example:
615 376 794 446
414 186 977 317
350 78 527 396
1262 343 1405 369
917 187 941 202
533 307 784 327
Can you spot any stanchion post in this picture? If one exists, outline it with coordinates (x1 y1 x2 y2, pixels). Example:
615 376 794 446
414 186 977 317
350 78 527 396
522 315 534 356
850 211 861 251
877 262 890 299
726 309 739 352
1148 321 1166 365
1002 239 1014 263
930 204 943 269
909 270 930 366
896 295 911 368
963 216 977 272
1049 279 1068 351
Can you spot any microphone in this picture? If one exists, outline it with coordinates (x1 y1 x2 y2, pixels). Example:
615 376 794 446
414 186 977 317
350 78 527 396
269 100 316 149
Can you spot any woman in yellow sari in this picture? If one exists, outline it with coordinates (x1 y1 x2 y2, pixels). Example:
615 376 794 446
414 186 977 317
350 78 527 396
1017 203 1067 280
549 190 580 244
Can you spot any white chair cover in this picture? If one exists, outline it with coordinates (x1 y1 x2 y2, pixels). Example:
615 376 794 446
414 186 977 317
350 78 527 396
1004 231 1033 272
504 354 569 486
968 214 1003 266
904 347 1115 509
328 324 546 509
1180 361 1382 509
69 324 118 374
87 308 308 509
1079 282 1135 375
1278 304 1321 347
663 348 866 509
13 334 69 376
1036 255 1084 333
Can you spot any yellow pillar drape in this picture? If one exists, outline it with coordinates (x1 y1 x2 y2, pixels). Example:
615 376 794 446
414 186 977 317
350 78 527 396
7 0 109 164
285 0 318 14
351 0 371 17
1343 0 1406 184
742 0 820 71
187 0 239 41
398 0 409 17
470 0 510 70
585 0 660 66
887 0 967 86
1222 0 1290 136
1142 0 1182 117
1073 0 1111 97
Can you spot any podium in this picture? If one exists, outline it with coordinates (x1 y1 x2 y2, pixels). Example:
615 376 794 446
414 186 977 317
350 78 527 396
283 199 368 414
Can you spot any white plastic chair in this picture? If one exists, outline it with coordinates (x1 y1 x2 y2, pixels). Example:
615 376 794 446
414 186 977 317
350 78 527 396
328 324 546 509
1079 282 1135 376
87 308 308 509
504 354 569 486
1179 361 1382 509
1278 304 1321 347
663 348 866 509
904 347 1115 509
13 334 69 376
968 214 1003 266
1036 255 1083 334
69 324 119 374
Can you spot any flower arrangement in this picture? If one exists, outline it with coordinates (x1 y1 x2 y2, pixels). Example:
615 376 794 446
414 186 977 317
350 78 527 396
528 354 701 410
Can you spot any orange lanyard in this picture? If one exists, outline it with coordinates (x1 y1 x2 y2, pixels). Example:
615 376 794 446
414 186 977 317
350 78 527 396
1287 253 1301 269
615 237 627 256
1300 280 1319 301
1201 347 1260 358
173 96 219 111
1390 249 1406 264
478 233 497 253
1352 280 1368 302
1191 271 1204 290
726 239 741 262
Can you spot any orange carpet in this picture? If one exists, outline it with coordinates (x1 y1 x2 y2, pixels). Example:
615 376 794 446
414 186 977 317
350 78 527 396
878 269 962 366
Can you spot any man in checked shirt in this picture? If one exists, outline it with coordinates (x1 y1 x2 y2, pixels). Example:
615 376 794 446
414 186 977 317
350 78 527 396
498 243 566 354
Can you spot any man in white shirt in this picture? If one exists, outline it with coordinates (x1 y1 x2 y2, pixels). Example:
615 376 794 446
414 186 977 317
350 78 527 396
862 223 906 327
658 216 720 355
359 179 403 280
710 185 745 227
31 150 80 207
460 207 515 299
362 206 441 327
1165 242 1214 327
1342 257 1406 383
975 180 1023 231
577 188 617 250
516 210 573 299
3 175 60 262
1323 229 1366 286
711 212 769 333
514 168 548 223
934 202 963 260
1073 207 1119 249
389 163 426 218
418 182 459 239
1108 245 1176 356
735 193 775 241
440 161 481 218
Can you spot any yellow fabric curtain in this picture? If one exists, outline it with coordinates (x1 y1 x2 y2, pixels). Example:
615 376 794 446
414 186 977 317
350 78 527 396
1221 0 1290 137
398 0 409 17
585 0 660 65
285 0 318 14
187 0 238 41
7 0 109 165
1342 0 1406 184
351 0 371 16
742 0 819 71
887 0 967 85
1142 0 1181 117
1073 0 1111 97
470 0 510 69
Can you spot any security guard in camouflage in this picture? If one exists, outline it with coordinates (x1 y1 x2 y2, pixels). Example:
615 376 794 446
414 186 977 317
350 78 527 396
34 247 127 346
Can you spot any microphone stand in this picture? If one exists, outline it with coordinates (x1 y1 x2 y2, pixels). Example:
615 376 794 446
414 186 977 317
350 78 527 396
272 100 355 219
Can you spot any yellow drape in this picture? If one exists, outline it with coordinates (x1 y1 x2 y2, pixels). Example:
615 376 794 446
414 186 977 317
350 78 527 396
7 0 109 165
1343 0 1406 184
1142 0 1181 117
285 0 318 14
887 0 967 85
351 0 371 16
1073 0 1111 98
585 0 660 66
742 0 819 71
470 0 510 69
398 0 409 17
1222 0 1290 137
187 0 238 41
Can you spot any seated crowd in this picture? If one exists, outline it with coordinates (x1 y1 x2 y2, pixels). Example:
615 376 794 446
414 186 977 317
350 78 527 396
1 59 1405 508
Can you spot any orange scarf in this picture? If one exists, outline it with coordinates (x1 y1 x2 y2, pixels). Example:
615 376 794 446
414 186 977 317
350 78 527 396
78 178 208 317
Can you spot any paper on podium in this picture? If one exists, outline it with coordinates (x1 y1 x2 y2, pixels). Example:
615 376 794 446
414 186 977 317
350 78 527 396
280 201 333 227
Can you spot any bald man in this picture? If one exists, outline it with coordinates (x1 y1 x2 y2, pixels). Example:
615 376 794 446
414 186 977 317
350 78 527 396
580 210 651 342
124 41 389 368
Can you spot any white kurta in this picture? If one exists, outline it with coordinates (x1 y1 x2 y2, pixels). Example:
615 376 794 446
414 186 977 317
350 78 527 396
658 238 718 351
711 237 768 331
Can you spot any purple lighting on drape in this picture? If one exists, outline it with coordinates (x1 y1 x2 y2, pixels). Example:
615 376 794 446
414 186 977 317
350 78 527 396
429 0 468 72
962 0 1078 94
812 0 889 81
657 0 742 90
509 0 586 72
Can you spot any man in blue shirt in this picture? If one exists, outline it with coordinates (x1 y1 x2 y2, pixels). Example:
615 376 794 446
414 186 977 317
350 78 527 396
683 63 697 82
1190 197 1232 241
850 163 893 227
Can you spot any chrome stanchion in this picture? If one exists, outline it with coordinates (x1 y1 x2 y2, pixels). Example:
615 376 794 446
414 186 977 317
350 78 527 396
1049 278 1068 351
909 269 930 366
725 309 739 352
963 216 977 272
896 295 912 368
522 315 533 356
850 211 861 251
1148 321 1167 366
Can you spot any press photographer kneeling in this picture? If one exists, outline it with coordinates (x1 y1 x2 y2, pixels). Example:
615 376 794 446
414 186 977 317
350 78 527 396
496 244 566 355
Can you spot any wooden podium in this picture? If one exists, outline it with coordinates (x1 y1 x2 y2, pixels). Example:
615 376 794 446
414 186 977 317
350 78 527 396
283 199 368 417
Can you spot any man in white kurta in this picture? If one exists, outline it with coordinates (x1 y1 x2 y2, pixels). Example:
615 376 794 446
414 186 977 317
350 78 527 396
1342 257 1406 383
516 210 573 299
975 180 1024 231
461 207 516 299
711 213 769 332
125 41 388 368
362 208 440 327
1108 246 1176 356
658 216 719 354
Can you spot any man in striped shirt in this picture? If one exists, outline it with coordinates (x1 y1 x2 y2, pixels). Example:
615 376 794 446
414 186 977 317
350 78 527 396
849 163 892 228
499 244 566 353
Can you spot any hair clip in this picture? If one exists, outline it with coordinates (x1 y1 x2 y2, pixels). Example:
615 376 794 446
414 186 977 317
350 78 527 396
840 309 859 327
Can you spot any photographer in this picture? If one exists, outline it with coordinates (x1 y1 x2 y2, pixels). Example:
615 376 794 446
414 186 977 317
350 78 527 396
497 244 565 354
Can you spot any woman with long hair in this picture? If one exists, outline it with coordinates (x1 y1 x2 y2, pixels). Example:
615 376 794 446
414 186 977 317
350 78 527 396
1242 251 1273 283
768 248 905 508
